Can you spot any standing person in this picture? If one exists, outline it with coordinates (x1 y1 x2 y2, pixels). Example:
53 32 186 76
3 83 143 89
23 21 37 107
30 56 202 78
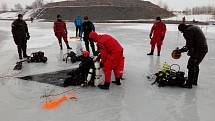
147 17 166 56
89 32 125 90
11 14 30 59
54 14 72 50
178 24 208 88
82 16 96 55
74 16 82 37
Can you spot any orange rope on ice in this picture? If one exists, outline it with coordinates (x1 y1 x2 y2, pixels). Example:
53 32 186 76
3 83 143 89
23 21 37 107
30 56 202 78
41 92 77 110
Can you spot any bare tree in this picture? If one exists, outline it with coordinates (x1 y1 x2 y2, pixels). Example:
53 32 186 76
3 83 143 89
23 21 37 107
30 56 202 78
14 3 23 11
163 4 169 11
32 0 44 9
158 1 169 11
1 2 8 11
184 6 215 15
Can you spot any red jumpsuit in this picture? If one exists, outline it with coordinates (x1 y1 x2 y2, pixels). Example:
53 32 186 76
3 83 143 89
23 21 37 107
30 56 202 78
54 20 68 43
150 21 166 51
90 32 124 83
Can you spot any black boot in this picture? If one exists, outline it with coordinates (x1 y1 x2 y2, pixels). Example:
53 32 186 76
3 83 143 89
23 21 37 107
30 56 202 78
22 44 29 58
17 46 23 59
147 50 154 55
193 67 199 86
112 78 121 85
98 82 110 90
59 43 63 50
65 41 72 49
120 75 125 80
183 69 194 89
19 55 23 60
157 51 160 56
183 83 192 89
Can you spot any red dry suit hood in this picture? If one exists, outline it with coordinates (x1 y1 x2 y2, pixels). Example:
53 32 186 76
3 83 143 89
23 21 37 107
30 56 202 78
89 32 99 42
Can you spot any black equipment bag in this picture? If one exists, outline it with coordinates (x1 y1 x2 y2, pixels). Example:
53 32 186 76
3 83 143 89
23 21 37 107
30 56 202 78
63 51 80 63
28 51 47 63
153 64 187 87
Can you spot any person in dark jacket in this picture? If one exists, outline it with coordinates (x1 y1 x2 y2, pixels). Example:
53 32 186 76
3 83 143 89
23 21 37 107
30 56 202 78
178 24 208 88
74 16 82 37
11 14 30 59
81 16 96 55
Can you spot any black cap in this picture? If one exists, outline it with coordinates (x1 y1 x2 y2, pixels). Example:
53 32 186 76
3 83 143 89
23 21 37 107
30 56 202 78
156 17 161 21
84 16 88 20
57 14 61 18
178 24 187 32
18 14 23 18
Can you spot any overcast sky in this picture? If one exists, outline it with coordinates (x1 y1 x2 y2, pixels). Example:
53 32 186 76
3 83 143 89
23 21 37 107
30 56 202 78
0 0 215 11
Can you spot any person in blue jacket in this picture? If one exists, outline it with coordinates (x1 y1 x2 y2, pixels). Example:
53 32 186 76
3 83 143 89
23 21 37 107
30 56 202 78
74 16 82 37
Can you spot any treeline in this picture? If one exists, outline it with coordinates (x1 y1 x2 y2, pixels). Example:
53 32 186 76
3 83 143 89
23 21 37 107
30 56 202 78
184 6 215 15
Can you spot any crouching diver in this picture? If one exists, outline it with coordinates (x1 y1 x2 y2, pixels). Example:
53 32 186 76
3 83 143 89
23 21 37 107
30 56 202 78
89 32 125 90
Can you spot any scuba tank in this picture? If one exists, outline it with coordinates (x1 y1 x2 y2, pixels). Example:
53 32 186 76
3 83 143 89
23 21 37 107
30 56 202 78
94 61 101 86
93 54 103 86
86 68 93 84
81 68 93 87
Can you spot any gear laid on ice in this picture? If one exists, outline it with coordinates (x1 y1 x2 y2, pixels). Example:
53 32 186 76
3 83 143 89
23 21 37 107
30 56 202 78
13 51 47 70
13 61 23 70
63 51 81 63
151 63 187 87
171 48 182 59
28 51 48 63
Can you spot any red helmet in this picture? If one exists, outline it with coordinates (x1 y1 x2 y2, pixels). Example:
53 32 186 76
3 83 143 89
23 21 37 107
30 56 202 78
82 51 90 57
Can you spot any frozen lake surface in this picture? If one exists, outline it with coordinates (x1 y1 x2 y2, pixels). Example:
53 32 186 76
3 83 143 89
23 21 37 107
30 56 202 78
0 20 215 121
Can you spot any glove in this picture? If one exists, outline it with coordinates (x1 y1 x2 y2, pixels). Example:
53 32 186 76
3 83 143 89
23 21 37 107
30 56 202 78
100 63 104 68
187 48 194 56
26 33 30 40
55 32 58 37
178 46 188 53
149 33 152 39
161 36 165 41
94 51 100 56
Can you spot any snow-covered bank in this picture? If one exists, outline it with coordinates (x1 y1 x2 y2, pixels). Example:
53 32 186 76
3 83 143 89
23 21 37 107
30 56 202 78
0 9 37 20
166 14 215 22
0 21 215 121
0 12 18 19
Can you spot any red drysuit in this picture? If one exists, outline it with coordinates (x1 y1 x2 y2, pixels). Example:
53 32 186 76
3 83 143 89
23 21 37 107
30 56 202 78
89 32 124 83
54 20 68 42
150 21 166 51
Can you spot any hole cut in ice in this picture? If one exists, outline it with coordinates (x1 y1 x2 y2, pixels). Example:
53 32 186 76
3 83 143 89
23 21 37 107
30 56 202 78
19 69 74 87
